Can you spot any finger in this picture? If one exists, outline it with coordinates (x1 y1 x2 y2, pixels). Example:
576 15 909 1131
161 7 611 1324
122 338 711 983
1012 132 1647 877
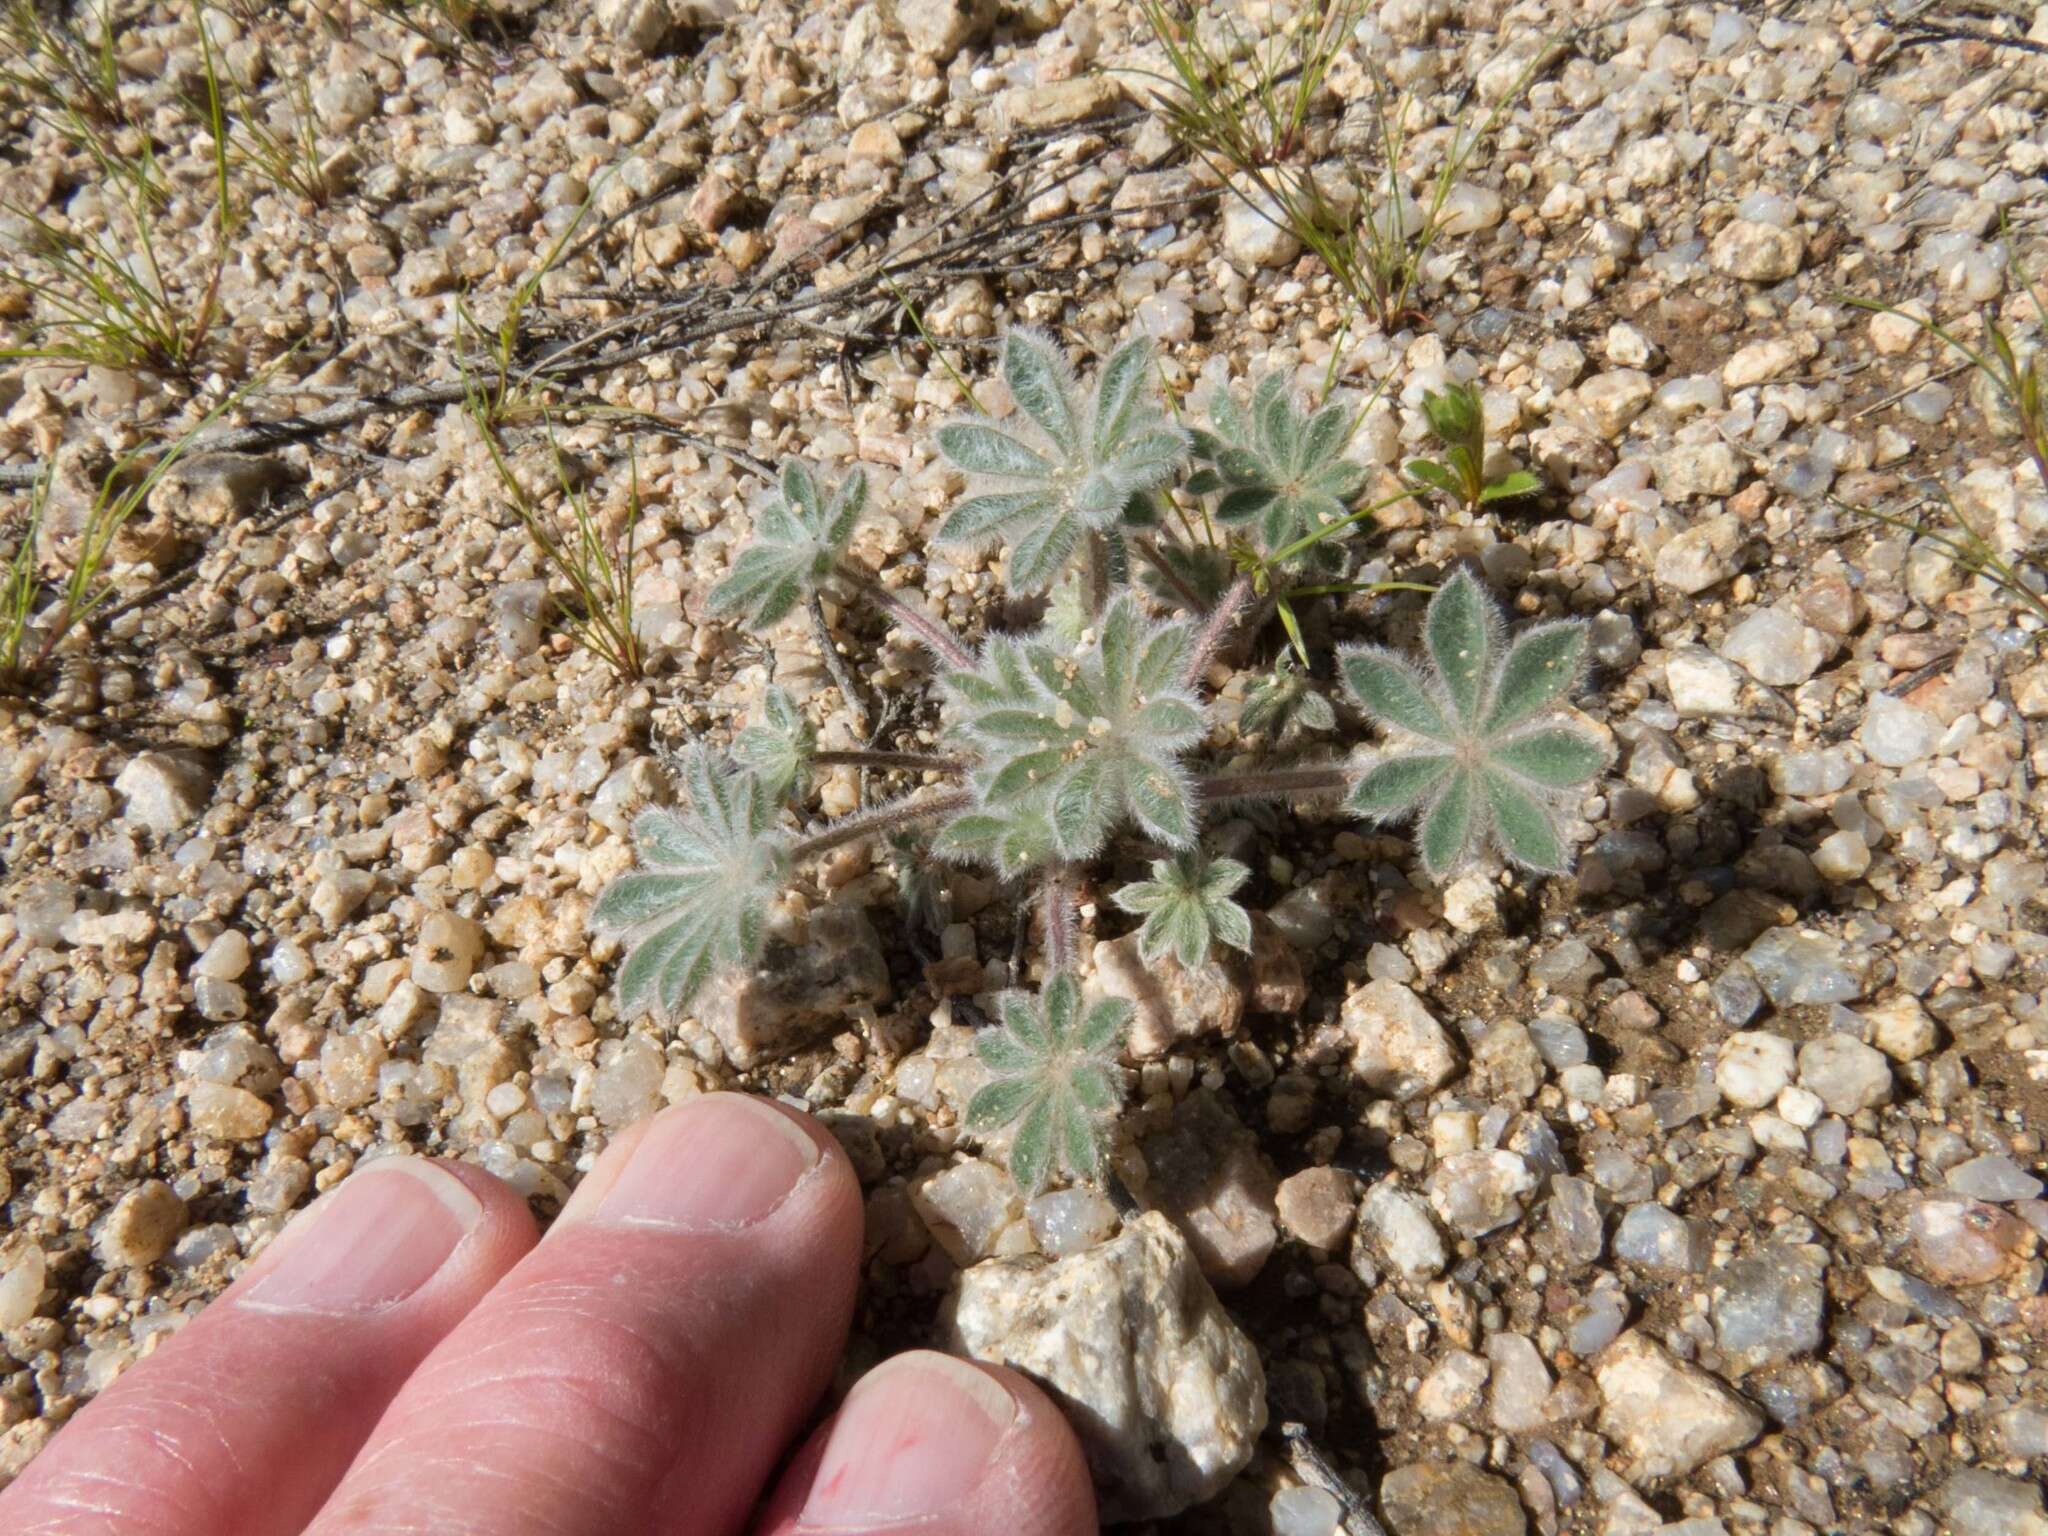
304 1092 864 1536
752 1351 1097 1536
0 1158 537 1536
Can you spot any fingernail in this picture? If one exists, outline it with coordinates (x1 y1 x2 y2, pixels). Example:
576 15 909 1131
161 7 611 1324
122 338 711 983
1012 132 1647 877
238 1159 480 1315
797 1353 1016 1529
587 1094 820 1230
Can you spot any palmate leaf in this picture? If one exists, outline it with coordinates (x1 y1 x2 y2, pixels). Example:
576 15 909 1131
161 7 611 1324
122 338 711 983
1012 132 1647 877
591 748 791 1017
734 686 817 799
708 459 867 626
941 590 1206 869
1112 851 1254 969
964 972 1131 1195
1341 570 1606 880
934 329 1188 592
1189 372 1369 560
1239 659 1338 740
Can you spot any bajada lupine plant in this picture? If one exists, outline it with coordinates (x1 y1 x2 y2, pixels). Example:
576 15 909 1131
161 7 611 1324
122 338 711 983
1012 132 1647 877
592 328 1604 1198
1190 373 1368 558
936 330 1187 591
1342 569 1604 878
590 749 790 1017
1112 851 1254 969
965 973 1131 1195
735 686 816 799
708 460 866 626
1238 655 1336 740
936 593 1206 871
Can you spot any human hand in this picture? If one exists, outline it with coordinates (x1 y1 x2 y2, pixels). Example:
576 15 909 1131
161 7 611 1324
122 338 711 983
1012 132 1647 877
0 1094 1096 1536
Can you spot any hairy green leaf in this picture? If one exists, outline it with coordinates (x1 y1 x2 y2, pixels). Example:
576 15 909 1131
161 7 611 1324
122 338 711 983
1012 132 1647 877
708 460 867 626
592 750 789 1018
1343 575 1603 880
1112 851 1253 968
964 973 1129 1195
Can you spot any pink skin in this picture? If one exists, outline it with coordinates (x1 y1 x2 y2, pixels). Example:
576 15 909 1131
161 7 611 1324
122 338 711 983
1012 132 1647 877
0 1095 1095 1536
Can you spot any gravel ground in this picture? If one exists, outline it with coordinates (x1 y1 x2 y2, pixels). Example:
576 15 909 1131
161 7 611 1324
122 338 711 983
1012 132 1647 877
4 1 2048 1532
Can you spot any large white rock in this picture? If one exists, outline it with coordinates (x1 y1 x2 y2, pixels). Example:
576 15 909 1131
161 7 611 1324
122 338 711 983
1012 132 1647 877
1595 1330 1763 1481
1340 980 1459 1099
114 751 213 833
942 1211 1267 1521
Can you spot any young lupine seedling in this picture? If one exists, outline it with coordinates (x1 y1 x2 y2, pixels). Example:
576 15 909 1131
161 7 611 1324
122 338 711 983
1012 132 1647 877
935 592 1207 872
1239 656 1336 740
591 748 792 1019
708 461 867 627
1111 851 1254 969
592 329 1608 1199
734 686 816 800
965 973 1132 1195
1190 373 1369 558
1343 569 1604 878
1405 382 1543 514
936 329 1187 594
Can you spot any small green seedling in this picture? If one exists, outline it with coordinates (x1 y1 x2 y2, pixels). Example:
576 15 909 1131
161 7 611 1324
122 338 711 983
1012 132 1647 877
1406 382 1542 514
735 686 818 800
965 973 1132 1195
709 461 866 627
937 592 1207 872
1190 373 1369 558
1344 569 1604 877
591 749 792 1018
1111 851 1253 969
936 329 1187 593
1238 655 1336 740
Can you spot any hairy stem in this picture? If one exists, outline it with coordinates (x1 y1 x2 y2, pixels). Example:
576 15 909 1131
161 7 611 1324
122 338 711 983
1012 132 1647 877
812 748 967 774
789 789 973 863
807 593 871 734
1181 575 1255 688
835 563 976 670
1131 534 1210 613
1196 764 1353 804
1043 864 1078 973
1083 531 1112 621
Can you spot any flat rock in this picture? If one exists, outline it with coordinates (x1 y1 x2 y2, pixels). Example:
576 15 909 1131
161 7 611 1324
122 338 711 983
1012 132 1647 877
1719 607 1832 686
1744 927 1869 1008
997 75 1122 132
114 751 214 833
1427 1150 1538 1237
1909 1198 2033 1286
1666 647 1745 716
1595 1331 1763 1481
1795 1035 1892 1114
1090 933 1244 1059
1860 693 1940 767
1274 1166 1358 1253
1715 1030 1796 1108
1380 1461 1527 1536
95 1181 188 1269
1614 1203 1710 1273
1946 1153 2044 1203
1711 1243 1828 1372
1935 1468 2048 1536
1138 1090 1278 1288
1358 1181 1448 1280
697 906 889 1067
1710 218 1803 281
891 0 995 60
942 1211 1267 1522
1341 980 1459 1099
